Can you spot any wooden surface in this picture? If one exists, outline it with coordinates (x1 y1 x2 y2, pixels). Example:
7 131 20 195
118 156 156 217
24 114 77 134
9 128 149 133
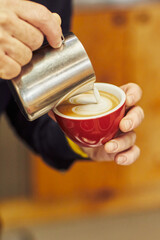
2 182 160 229
2 2 160 227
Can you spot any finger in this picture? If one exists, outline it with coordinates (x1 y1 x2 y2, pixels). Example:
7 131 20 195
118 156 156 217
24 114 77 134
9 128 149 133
81 145 116 162
0 9 44 51
115 145 140 166
105 131 136 153
0 50 21 79
119 106 144 132
10 17 44 51
15 2 62 48
2 35 32 66
120 83 143 107
53 13 62 25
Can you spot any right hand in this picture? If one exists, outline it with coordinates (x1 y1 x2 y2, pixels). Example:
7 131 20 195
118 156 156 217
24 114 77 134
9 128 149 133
0 0 62 79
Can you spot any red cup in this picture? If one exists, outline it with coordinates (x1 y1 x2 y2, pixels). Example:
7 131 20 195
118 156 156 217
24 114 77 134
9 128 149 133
53 83 126 147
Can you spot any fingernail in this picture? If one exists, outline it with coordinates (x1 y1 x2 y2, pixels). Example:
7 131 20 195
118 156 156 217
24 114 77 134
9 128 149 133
124 119 132 131
127 95 134 105
106 141 118 152
117 156 127 165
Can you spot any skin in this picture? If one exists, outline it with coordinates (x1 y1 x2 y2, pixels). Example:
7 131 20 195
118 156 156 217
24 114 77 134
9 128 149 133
0 0 62 79
49 83 144 166
80 83 144 166
0 0 144 165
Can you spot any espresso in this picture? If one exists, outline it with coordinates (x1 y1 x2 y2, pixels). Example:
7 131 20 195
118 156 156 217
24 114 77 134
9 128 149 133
56 89 120 118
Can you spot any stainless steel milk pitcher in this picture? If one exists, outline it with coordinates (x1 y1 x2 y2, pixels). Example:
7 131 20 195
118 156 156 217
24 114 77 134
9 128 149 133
8 33 96 121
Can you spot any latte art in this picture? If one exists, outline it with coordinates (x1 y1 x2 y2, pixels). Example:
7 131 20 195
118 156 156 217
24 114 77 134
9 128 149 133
69 93 112 116
56 89 120 118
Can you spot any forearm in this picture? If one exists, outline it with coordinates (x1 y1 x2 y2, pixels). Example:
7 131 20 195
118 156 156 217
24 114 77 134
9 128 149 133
5 97 83 170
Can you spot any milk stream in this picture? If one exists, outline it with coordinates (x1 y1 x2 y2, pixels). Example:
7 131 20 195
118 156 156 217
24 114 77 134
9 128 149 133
93 85 102 103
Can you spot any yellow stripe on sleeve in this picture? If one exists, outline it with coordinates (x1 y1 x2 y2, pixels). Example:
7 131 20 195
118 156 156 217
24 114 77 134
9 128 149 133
66 137 88 158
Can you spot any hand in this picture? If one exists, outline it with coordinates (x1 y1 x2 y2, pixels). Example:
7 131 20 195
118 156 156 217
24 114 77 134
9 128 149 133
81 83 144 166
0 0 62 79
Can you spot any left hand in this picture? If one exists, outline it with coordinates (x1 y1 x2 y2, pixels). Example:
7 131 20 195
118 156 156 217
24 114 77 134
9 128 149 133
81 83 144 166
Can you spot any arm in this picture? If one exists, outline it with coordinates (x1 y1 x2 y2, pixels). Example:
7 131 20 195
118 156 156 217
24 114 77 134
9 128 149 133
5 96 85 170
0 0 88 170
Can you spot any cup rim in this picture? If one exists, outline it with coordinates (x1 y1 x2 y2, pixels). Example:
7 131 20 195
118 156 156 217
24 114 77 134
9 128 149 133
53 83 126 120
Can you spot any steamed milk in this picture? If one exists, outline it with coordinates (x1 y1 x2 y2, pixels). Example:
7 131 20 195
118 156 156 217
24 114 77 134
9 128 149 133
56 86 120 118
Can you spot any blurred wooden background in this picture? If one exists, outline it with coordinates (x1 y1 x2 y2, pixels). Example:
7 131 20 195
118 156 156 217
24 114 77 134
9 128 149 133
31 1 160 200
1 1 160 228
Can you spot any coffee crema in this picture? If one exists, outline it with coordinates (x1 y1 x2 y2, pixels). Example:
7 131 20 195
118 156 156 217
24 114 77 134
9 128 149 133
56 89 120 118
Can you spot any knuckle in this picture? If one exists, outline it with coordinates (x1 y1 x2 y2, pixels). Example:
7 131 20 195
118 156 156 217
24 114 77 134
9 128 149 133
138 147 141 156
136 84 143 96
140 107 145 120
135 145 141 157
0 11 11 26
129 82 139 89
137 106 145 121
38 6 51 24
120 131 136 150
0 52 7 65
118 138 126 151
1 65 21 80
131 82 143 98
22 49 33 65
53 13 62 25
26 49 33 64
121 143 126 151
0 30 5 43
8 65 21 79
131 131 137 143
32 33 44 50
0 71 6 80
0 67 5 79
0 52 21 79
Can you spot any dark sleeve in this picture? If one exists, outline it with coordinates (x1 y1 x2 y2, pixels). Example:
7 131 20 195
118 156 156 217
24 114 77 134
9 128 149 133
5 97 83 171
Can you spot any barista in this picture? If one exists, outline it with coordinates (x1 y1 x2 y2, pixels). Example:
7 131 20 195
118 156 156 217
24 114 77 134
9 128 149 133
0 0 144 169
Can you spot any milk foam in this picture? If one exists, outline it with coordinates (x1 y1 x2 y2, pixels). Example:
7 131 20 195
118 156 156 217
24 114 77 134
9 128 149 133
69 92 113 116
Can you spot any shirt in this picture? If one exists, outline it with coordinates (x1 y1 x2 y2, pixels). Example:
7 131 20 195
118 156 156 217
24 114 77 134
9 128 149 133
0 0 85 171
